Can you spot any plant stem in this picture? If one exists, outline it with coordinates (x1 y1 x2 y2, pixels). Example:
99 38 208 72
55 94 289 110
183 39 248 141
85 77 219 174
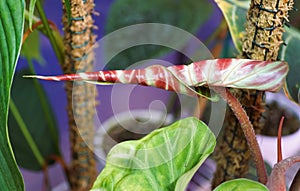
212 87 268 184
267 156 300 191
9 99 45 167
277 116 284 163
35 0 64 65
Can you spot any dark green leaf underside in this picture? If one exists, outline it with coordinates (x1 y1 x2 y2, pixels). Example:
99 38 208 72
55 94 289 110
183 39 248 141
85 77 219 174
9 69 59 171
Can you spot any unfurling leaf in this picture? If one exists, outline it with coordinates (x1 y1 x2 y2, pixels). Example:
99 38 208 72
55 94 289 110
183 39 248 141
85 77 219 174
24 59 288 100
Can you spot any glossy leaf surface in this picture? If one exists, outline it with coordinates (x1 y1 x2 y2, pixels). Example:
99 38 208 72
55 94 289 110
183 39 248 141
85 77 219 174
215 0 300 104
0 0 25 190
214 178 268 191
26 59 288 101
91 117 216 191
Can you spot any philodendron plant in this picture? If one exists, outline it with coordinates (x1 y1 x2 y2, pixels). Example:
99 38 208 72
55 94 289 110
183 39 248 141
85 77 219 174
2 0 300 191
27 56 296 191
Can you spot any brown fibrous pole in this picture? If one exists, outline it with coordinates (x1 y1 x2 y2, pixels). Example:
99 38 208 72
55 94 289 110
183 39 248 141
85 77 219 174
212 0 294 187
62 0 98 190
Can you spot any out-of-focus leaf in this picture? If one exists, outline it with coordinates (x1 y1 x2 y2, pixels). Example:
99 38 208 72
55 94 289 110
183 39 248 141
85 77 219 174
21 24 43 63
105 0 213 70
9 69 60 171
0 0 25 190
215 0 300 104
91 117 216 191
214 178 268 191
28 0 37 30
246 161 272 181
63 0 71 25
280 27 300 105
52 29 65 58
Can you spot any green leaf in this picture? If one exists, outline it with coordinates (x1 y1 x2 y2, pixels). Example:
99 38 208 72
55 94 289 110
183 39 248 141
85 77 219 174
91 117 216 191
280 27 300 104
63 0 71 25
0 0 25 190
21 24 44 63
28 0 37 30
8 69 60 171
215 0 300 104
105 0 213 70
213 178 268 191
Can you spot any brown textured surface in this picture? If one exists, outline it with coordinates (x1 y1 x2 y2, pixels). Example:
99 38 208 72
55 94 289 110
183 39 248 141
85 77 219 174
62 0 97 190
212 0 293 188
212 90 264 187
242 0 294 60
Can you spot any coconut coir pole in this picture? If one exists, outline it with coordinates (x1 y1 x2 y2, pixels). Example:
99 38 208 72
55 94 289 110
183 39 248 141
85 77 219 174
212 0 294 187
62 0 97 190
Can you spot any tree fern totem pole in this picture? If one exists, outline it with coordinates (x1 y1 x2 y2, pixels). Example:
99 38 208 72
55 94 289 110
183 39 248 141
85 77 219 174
62 0 97 190
212 0 294 187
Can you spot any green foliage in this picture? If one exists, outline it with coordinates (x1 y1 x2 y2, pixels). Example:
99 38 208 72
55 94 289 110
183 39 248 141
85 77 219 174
280 27 300 105
105 0 213 70
63 0 71 25
213 178 268 191
215 0 300 104
9 69 60 171
0 0 25 190
28 0 37 30
91 117 216 191
21 25 44 63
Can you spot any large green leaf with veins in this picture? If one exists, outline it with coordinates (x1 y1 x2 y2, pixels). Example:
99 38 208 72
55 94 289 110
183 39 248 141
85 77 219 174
0 0 25 190
214 178 268 191
105 0 213 70
91 117 216 191
215 0 300 104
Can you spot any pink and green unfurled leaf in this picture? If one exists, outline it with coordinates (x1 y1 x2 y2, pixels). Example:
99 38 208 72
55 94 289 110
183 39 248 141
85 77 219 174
25 58 288 99
215 0 300 104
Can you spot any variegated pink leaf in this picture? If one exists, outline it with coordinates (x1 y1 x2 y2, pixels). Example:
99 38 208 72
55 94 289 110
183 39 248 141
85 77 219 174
24 58 288 99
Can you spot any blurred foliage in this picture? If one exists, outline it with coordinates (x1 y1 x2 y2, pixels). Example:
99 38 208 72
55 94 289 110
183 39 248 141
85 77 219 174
105 0 213 69
9 69 60 171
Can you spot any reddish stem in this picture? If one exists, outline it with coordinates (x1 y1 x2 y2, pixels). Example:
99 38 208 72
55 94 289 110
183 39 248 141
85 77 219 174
267 156 300 191
212 87 268 184
23 20 59 44
42 163 51 191
47 155 71 184
277 116 285 163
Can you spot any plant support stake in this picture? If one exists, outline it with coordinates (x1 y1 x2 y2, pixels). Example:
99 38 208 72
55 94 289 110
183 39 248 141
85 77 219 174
212 0 294 187
61 0 97 190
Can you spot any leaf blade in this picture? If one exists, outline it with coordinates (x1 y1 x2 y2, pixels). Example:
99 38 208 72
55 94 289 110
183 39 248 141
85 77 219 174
91 117 216 191
214 178 269 191
215 0 300 104
28 0 37 30
9 70 60 171
105 0 213 70
0 0 25 190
